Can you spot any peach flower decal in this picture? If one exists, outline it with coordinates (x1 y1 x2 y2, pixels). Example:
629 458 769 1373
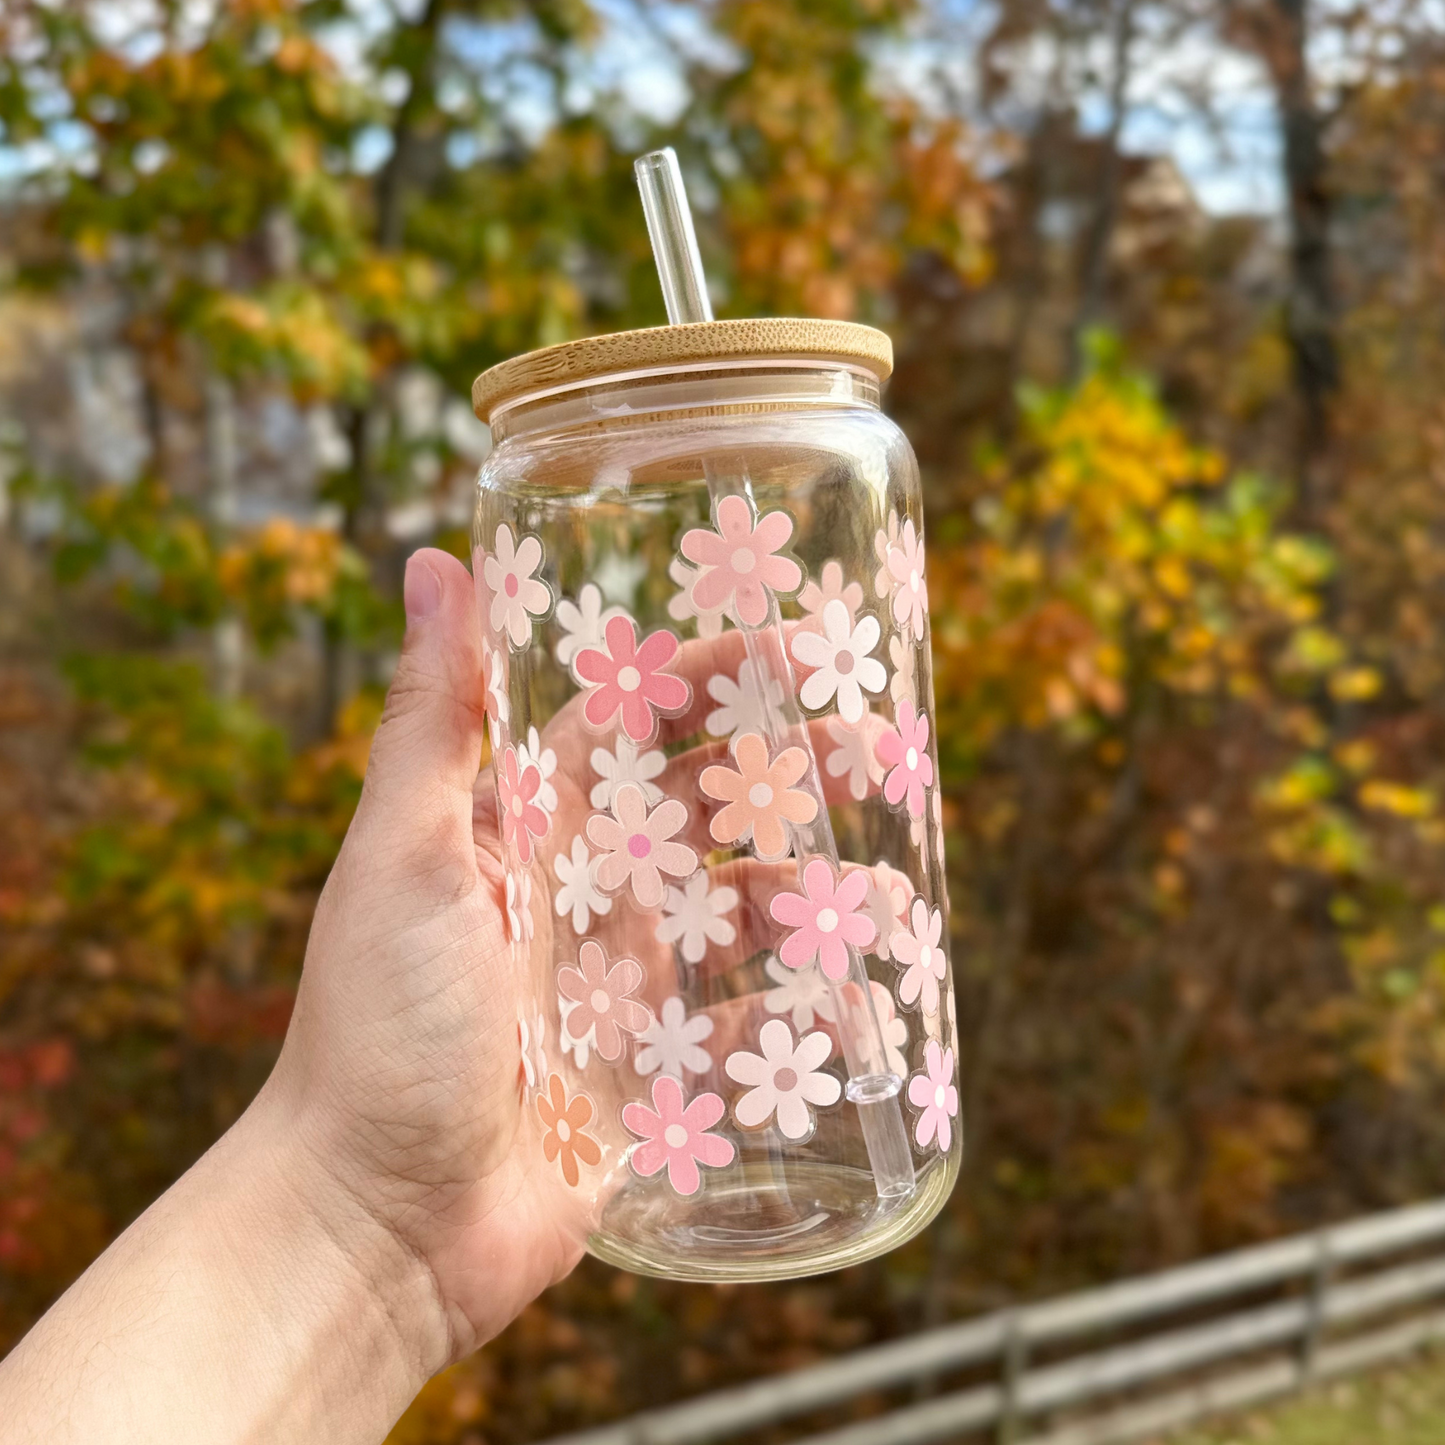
586 782 698 910
537 1074 603 1187
497 746 549 863
875 698 934 818
556 939 652 1064
699 732 818 861
622 1074 735 1196
769 858 877 980
680 494 803 627
574 614 691 745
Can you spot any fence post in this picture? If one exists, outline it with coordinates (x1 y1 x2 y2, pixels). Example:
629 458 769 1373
997 1311 1028 1445
1299 1230 1332 1384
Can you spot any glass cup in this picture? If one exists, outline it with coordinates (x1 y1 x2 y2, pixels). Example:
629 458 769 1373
471 319 959 1281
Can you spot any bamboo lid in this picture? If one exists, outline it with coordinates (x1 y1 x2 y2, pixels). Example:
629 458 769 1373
470 318 893 424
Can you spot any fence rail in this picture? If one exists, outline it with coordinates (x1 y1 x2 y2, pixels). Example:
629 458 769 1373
541 1198 1445 1445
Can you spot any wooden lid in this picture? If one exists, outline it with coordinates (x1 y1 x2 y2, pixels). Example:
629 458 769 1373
470 318 893 423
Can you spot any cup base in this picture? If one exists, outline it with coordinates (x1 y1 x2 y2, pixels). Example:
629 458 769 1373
588 1152 958 1282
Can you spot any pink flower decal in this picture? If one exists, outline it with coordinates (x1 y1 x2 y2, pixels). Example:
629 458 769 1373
892 897 946 1015
622 1074 736 1196
885 517 929 641
574 614 690 745
680 494 803 627
769 858 877 981
497 746 549 863
586 782 698 910
876 699 934 818
699 732 818 861
907 1039 958 1151
482 523 553 649
556 939 653 1064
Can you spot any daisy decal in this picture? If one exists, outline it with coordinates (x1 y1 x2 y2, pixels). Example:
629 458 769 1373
557 998 597 1069
482 642 509 748
574 614 691 745
704 659 786 744
699 732 817 861
552 836 611 936
889 633 917 707
586 782 698 910
504 869 534 945
556 939 652 1064
555 582 626 674
869 981 910 1080
907 1040 958 1151
762 956 837 1032
482 523 553 649
655 872 738 964
680 493 803 627
823 709 887 802
892 896 946 1014
622 1075 735 1196
769 857 877 980
797 559 864 634
518 1011 547 1093
516 725 558 816
589 736 667 811
724 1018 842 1141
876 698 935 818
634 996 715 1079
789 598 886 724
667 555 729 639
537 1074 602 1187
883 516 929 642
858 860 912 962
497 746 549 863
873 510 902 601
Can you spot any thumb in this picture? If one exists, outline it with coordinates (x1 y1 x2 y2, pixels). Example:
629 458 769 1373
353 548 488 878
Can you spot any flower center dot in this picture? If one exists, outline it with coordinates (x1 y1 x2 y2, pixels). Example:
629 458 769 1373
556 1119 571 1143
617 666 642 693
748 782 775 808
816 907 839 934
934 1085 946 1110
905 747 919 771
730 547 757 575
834 649 856 676
773 1067 799 1092
628 833 652 860
919 945 932 970
663 1124 690 1149
511 795 523 816
590 989 611 1014
909 569 920 592
504 574 519 598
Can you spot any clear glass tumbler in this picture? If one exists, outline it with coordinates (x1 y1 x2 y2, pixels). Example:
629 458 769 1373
470 319 959 1281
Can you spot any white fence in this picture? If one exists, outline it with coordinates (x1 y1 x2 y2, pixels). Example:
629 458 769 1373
541 1199 1445 1445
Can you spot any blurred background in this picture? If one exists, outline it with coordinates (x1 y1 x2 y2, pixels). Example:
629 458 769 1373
2 0 1444 1439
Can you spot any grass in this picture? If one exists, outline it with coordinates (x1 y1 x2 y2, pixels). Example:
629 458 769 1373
1164 1349 1445 1444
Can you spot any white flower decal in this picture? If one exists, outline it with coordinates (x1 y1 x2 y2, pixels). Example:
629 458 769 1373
798 560 864 634
789 598 886 724
552 836 612 936
505 869 534 946
705 659 786 743
634 996 715 1079
482 642 509 749
482 523 552 649
519 1010 548 1092
889 633 917 707
869 980 910 1080
558 997 597 1070
725 1018 842 1141
762 956 837 1032
655 872 739 964
873 510 902 600
516 725 558 816
823 709 887 802
589 736 667 811
556 582 626 675
668 556 729 639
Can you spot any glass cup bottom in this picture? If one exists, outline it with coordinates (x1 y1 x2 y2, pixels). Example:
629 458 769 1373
590 1152 960 1282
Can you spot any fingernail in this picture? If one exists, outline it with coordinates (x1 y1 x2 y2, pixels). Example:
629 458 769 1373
404 555 442 623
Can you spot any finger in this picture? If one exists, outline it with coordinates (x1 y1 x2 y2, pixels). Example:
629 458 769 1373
354 548 488 894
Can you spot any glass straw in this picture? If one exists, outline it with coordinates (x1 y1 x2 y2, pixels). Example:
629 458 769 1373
635 148 916 1201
